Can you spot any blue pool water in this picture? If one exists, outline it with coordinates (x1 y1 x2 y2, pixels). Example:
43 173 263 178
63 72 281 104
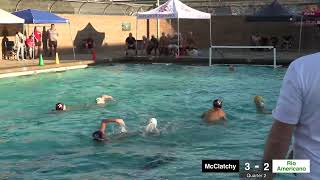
0 64 292 179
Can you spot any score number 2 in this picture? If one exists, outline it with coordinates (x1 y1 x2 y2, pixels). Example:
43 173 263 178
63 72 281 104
244 162 270 171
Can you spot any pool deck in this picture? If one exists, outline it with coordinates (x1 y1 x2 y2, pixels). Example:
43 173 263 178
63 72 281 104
0 59 94 79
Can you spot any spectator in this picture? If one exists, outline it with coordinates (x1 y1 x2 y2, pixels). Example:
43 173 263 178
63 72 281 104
15 32 25 61
178 33 183 48
260 36 269 46
281 35 293 50
263 53 320 179
168 33 179 56
147 35 158 55
85 36 94 50
34 26 42 58
42 26 48 56
48 24 59 56
251 33 261 46
185 32 197 50
48 24 59 57
26 35 35 59
1 35 9 60
159 32 168 56
125 32 136 56
270 36 279 48
142 35 149 55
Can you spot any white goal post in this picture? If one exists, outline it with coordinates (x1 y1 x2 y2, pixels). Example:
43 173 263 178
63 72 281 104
209 45 277 68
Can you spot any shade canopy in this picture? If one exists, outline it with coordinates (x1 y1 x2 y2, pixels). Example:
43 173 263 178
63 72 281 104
13 9 68 24
0 9 24 24
246 0 297 22
137 0 211 19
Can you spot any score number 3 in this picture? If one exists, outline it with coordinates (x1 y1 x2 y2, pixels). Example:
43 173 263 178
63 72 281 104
245 163 250 170
244 162 270 171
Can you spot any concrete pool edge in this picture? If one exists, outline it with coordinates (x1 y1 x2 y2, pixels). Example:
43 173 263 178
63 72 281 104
0 61 94 79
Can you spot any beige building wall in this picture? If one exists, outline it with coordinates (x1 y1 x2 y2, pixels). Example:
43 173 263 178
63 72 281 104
25 15 174 49
1 14 319 59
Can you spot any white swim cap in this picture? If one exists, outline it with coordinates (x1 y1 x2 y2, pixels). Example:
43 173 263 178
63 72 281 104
120 125 127 133
145 118 158 133
149 118 157 127
96 97 105 104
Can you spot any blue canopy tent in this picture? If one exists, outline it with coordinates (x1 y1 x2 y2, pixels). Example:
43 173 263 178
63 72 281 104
246 0 298 22
246 0 303 52
13 9 75 60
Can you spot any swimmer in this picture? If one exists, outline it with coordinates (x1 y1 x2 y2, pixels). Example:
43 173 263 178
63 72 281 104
96 95 114 105
145 118 160 134
229 65 235 71
92 118 126 141
254 95 271 114
54 95 114 111
202 99 227 122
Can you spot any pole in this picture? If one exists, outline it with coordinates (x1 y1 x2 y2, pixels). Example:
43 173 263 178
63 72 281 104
157 0 160 38
209 17 212 46
136 18 138 56
209 17 212 66
177 18 180 56
157 18 160 39
33 24 35 60
209 47 212 66
298 16 303 53
68 22 76 60
273 47 276 69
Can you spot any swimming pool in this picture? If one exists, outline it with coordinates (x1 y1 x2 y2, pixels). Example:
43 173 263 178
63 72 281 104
0 64 292 179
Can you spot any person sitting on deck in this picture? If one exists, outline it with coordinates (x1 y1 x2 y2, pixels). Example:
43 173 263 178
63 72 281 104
250 33 261 51
147 35 159 55
125 32 136 56
185 32 197 50
185 32 199 56
202 99 227 123
85 37 95 50
142 35 149 55
92 118 126 141
168 33 179 56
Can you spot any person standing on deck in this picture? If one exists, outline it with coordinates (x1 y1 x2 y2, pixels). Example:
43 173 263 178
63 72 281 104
264 53 320 179
42 26 48 56
15 32 25 61
34 26 42 58
48 24 59 57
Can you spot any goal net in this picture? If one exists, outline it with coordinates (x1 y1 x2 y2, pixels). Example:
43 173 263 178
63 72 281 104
208 45 277 68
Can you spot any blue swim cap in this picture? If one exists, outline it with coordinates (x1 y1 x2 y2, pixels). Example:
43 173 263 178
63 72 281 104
92 131 104 141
